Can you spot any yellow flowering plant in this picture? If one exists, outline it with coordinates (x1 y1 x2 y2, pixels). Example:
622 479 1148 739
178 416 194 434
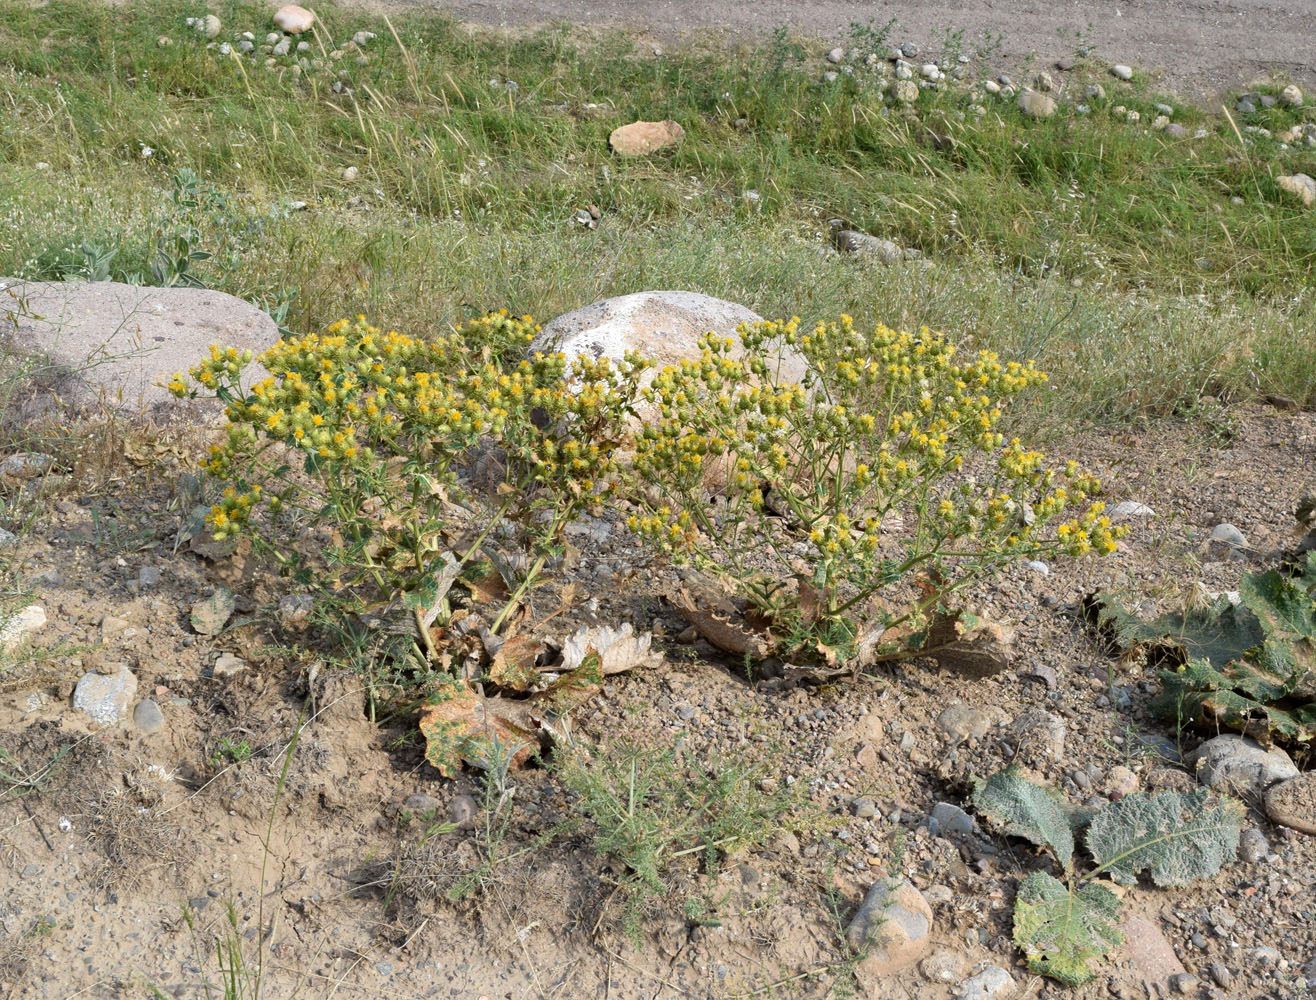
629 315 1124 665
170 312 649 640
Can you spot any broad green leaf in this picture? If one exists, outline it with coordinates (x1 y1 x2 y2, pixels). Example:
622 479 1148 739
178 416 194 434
1085 592 1262 670
1097 584 1316 748
1012 871 1123 986
1240 569 1316 699
1301 549 1316 585
1157 657 1316 744
1087 789 1243 888
190 586 235 635
973 765 1074 868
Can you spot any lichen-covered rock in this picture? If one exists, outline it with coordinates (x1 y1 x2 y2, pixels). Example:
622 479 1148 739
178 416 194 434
73 665 138 726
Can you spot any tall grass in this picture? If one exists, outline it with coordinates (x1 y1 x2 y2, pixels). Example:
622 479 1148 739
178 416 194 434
1 0 1314 423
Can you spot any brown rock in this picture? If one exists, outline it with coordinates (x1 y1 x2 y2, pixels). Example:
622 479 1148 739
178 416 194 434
1278 173 1315 208
1118 916 1186 990
1264 773 1316 835
273 4 315 33
1105 765 1139 799
1018 90 1057 118
608 119 684 156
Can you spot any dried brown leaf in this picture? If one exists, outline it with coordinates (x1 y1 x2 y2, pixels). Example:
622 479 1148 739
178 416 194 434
488 634 547 691
667 586 774 658
924 610 1015 677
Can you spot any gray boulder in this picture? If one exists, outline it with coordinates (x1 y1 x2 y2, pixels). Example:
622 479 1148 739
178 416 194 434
1187 735 1297 798
0 278 278 414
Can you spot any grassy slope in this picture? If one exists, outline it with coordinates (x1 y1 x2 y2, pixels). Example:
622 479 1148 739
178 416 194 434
1 0 1314 426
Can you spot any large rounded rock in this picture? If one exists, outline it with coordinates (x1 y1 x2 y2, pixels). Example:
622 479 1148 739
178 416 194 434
1187 735 1297 798
847 880 933 979
608 120 684 156
1264 773 1316 835
530 290 808 404
273 4 315 33
0 278 278 415
1018 90 1056 119
1278 173 1316 208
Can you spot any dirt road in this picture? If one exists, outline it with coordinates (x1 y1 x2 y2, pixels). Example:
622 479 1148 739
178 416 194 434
388 0 1313 98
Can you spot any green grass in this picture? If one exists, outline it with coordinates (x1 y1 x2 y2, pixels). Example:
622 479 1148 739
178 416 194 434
1 0 1315 424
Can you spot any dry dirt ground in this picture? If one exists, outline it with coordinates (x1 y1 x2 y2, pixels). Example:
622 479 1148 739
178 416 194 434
0 402 1314 999
378 0 1316 99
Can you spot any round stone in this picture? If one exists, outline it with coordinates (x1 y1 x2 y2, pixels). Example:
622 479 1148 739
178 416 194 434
1264 773 1316 834
1188 735 1297 797
272 4 315 33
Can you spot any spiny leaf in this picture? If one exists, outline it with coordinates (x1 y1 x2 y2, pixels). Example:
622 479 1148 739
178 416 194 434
1084 591 1263 669
1086 789 1243 888
972 765 1074 868
1240 569 1316 699
1013 871 1123 986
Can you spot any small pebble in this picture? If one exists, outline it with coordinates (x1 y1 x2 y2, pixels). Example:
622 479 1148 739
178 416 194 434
851 796 878 818
1237 828 1269 863
1171 973 1199 994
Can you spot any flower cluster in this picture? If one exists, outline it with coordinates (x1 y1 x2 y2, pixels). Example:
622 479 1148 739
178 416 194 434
171 313 645 606
630 314 1124 651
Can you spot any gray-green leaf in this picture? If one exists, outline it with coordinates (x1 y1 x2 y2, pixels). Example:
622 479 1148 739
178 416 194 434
1086 789 1243 888
191 586 235 636
1013 871 1123 986
973 764 1074 869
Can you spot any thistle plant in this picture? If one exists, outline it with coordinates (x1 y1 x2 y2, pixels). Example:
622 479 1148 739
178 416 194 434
629 315 1124 662
170 313 648 635
974 766 1242 985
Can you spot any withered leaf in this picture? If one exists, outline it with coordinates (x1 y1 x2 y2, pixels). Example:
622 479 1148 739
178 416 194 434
489 634 547 691
561 622 662 675
418 679 539 777
923 609 1015 677
667 586 774 658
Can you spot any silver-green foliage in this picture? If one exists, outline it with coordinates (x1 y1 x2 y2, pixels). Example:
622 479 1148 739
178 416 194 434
1087 789 1244 888
973 768 1242 986
972 764 1074 868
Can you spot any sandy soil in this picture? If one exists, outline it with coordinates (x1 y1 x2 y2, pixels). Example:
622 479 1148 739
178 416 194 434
0 402 1313 999
375 0 1316 99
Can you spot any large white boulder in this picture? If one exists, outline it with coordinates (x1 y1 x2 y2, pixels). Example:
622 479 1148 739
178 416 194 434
529 290 808 401
0 278 278 414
